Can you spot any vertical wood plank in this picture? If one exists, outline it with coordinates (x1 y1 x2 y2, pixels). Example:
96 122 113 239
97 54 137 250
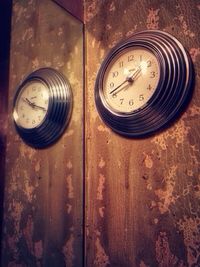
85 0 200 266
0 0 12 259
1 1 83 266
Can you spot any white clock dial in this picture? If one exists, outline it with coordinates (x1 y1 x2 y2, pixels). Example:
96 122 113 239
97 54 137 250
13 81 49 129
102 47 160 113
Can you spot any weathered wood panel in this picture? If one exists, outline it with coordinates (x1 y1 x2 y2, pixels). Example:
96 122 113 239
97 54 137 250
0 0 12 259
1 1 83 266
85 1 200 266
53 0 84 22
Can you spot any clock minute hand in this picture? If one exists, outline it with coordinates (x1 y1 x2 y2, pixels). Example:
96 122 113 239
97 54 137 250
23 97 47 111
109 65 142 95
31 103 47 111
109 79 129 95
22 97 35 108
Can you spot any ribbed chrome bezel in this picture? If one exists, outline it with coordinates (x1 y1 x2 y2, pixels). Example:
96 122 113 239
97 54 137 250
13 68 72 148
95 30 194 137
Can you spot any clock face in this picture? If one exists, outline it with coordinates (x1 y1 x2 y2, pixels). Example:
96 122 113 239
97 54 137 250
103 47 160 113
13 80 49 129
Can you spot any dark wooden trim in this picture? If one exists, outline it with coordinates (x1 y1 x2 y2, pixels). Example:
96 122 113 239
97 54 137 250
0 0 12 259
53 0 84 22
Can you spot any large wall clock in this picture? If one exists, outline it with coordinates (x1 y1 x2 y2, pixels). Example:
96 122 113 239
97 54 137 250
13 68 72 148
95 30 194 137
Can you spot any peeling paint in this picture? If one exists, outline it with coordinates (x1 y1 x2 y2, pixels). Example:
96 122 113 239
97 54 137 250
106 24 112 30
146 182 153 191
109 2 116 12
66 174 74 199
154 218 159 224
155 166 178 214
63 129 74 137
35 161 40 172
34 240 43 260
156 232 186 266
152 119 190 150
13 3 26 22
22 27 34 41
147 8 160 29
67 160 73 169
98 157 106 168
7 235 17 252
24 178 35 202
99 207 105 218
186 104 200 117
190 47 200 62
57 27 63 36
10 200 23 234
94 237 110 267
32 57 40 69
19 143 36 159
66 203 72 214
177 15 195 38
190 145 199 165
85 1 99 22
108 32 123 48
43 60 52 67
139 261 149 267
97 124 111 133
143 153 153 169
125 26 138 37
62 234 75 267
22 215 34 254
97 174 105 201
177 217 200 267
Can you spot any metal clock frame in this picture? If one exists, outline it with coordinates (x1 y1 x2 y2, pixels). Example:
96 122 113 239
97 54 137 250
13 68 72 148
95 30 194 137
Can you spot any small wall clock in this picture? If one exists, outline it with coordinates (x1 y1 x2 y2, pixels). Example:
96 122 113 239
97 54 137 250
13 68 72 148
95 30 194 137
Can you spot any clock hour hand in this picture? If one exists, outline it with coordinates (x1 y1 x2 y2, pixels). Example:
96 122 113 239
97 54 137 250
23 97 47 111
109 65 142 95
128 65 142 82
22 97 35 107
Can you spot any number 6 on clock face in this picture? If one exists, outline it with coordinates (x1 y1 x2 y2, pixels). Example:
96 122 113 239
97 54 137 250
95 30 194 137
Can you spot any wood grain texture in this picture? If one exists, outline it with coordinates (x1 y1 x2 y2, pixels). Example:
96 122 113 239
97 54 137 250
0 0 12 259
1 1 83 266
85 0 200 266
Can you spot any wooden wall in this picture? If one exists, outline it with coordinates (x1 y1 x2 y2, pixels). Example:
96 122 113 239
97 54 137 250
1 0 200 267
1 1 83 266
0 0 12 260
85 1 200 266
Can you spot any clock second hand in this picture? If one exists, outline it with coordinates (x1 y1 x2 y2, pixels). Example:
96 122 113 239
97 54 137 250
109 65 142 95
